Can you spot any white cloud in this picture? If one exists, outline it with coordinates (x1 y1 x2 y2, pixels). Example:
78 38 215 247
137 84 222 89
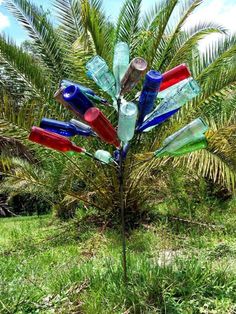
0 12 10 31
183 0 236 52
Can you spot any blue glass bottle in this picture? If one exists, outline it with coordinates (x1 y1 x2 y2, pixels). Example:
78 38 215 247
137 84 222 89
113 149 120 162
138 108 180 132
137 70 163 126
138 78 200 132
113 143 130 162
60 79 108 105
62 85 94 116
40 118 93 137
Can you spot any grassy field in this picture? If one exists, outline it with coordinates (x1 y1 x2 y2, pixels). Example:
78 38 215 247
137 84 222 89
0 206 236 314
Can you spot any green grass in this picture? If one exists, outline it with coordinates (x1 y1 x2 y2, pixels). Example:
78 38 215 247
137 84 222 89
0 207 236 313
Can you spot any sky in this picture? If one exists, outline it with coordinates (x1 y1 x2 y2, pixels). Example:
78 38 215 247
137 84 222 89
0 0 236 46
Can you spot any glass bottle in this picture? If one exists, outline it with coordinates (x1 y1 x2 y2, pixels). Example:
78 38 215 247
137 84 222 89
86 56 116 98
159 64 191 92
40 118 93 137
94 150 113 164
29 127 85 153
70 119 96 136
62 85 94 116
137 70 163 125
138 78 200 132
163 118 208 149
118 102 137 143
84 107 120 148
154 134 208 158
140 108 180 133
170 137 207 156
54 87 83 118
120 57 147 95
157 77 191 99
60 79 108 105
113 42 130 94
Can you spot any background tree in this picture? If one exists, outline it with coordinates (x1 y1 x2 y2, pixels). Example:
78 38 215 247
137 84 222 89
0 0 236 220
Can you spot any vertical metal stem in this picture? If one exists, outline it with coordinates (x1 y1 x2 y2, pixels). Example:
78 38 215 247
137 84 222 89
119 146 127 284
117 97 127 284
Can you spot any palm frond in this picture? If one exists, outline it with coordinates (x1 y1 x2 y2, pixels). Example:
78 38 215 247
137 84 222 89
0 136 34 161
182 150 236 192
166 22 226 70
155 0 203 69
0 34 50 100
0 157 52 198
53 0 82 45
0 91 71 145
188 35 236 115
77 0 115 63
197 35 236 81
5 0 66 80
115 0 142 57
138 0 179 66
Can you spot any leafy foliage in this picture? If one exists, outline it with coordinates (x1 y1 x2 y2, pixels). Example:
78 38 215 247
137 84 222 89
6 0 66 81
1 0 236 219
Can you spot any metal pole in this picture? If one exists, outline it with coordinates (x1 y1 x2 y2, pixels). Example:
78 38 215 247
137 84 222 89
119 146 127 284
117 97 127 284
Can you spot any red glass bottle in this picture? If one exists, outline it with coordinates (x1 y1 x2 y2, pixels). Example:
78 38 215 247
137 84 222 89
84 108 120 148
29 127 85 153
159 64 191 92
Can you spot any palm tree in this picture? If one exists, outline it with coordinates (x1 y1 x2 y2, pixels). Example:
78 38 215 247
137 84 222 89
0 0 236 220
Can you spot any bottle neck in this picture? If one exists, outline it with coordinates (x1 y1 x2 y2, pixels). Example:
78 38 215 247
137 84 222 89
154 148 168 158
71 143 85 153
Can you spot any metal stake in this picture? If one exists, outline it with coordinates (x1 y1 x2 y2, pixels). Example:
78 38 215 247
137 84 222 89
117 97 128 284
119 146 127 284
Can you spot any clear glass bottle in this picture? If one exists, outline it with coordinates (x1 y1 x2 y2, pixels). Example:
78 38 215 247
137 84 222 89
86 56 116 98
157 78 191 99
94 150 113 164
70 119 96 136
118 102 137 143
138 78 200 132
113 42 129 94
163 118 208 151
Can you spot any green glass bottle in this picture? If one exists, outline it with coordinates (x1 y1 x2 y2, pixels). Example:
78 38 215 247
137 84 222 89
86 56 116 99
113 42 129 94
117 102 138 144
154 135 208 158
162 118 208 152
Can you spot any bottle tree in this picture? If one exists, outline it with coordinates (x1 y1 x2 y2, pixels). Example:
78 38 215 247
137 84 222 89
29 42 209 283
